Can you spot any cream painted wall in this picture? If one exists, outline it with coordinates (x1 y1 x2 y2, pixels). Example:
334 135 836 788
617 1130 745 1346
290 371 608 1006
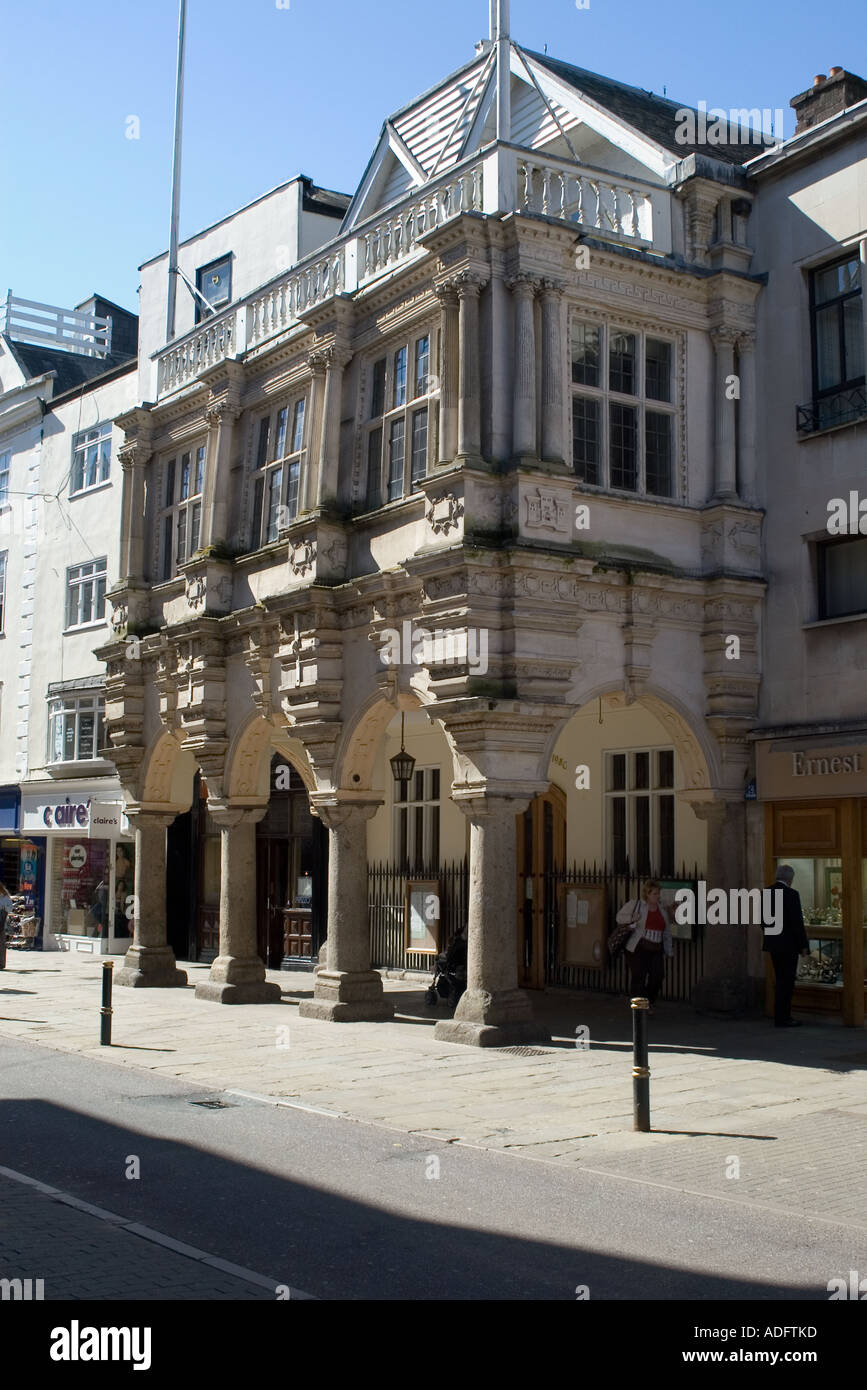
366 709 467 864
548 698 707 870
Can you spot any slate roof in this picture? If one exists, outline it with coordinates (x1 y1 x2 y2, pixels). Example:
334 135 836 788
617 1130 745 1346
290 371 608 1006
6 341 136 396
526 50 776 165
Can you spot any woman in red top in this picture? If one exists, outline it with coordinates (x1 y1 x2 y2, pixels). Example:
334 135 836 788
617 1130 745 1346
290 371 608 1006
615 879 675 1013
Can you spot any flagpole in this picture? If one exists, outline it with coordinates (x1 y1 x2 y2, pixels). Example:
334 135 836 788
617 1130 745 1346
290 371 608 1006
166 0 188 341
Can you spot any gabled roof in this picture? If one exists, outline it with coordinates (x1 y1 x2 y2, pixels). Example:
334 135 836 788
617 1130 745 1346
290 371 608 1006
5 341 136 397
527 52 774 165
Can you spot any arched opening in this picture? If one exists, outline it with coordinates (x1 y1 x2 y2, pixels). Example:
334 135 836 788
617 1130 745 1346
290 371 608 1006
255 753 328 970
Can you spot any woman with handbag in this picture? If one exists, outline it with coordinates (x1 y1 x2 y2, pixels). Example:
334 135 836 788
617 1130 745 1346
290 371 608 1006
614 879 674 1013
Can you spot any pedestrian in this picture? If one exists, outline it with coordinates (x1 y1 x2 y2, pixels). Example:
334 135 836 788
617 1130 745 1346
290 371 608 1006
764 863 809 1027
615 879 674 1013
0 880 13 971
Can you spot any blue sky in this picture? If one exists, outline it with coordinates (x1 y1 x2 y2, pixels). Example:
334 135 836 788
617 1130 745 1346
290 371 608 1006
2 0 865 315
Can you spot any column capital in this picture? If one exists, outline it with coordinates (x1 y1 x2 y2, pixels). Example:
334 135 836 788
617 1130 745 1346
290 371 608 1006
204 400 241 427
433 280 460 307
316 343 353 371
736 331 756 353
117 441 152 473
710 325 740 349
308 794 383 829
538 277 565 299
451 782 548 822
505 272 539 298
124 807 177 831
307 349 329 377
453 269 489 298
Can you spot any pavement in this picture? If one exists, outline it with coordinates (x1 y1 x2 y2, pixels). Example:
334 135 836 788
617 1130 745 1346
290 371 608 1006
1 951 866 1238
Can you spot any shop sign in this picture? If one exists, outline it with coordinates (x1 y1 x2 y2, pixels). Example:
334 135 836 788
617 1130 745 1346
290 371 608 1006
43 801 89 829
89 803 123 835
756 741 867 800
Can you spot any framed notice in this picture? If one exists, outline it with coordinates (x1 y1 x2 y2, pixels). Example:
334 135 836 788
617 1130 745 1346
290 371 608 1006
405 879 440 956
559 884 608 968
660 879 696 940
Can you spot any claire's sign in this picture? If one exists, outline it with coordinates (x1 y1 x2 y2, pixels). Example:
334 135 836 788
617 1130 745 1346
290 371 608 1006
43 801 89 829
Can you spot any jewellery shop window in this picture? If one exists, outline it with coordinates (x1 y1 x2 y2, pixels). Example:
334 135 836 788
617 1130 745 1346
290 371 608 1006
785 856 845 988
57 838 111 937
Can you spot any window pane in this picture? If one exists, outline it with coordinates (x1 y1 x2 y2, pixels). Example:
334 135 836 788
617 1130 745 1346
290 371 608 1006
843 296 864 382
78 712 95 759
371 359 386 419
71 453 84 493
415 336 430 397
63 713 75 761
164 458 176 508
414 806 424 866
274 407 288 459
659 795 675 877
610 753 626 791
292 399 306 452
571 322 599 387
99 436 111 482
816 305 842 391
266 465 283 543
612 797 626 872
572 397 600 484
95 575 106 619
609 403 637 489
429 805 440 866
180 453 191 501
175 509 186 565
634 751 650 789
645 338 672 402
410 408 428 485
657 750 674 788
366 427 383 509
194 445 205 495
646 411 673 497
162 516 173 581
822 537 867 619
815 258 860 304
285 461 300 520
66 581 77 628
190 502 201 556
256 418 270 470
635 797 650 875
609 332 636 394
251 477 264 547
387 419 405 502
430 768 440 800
393 347 407 408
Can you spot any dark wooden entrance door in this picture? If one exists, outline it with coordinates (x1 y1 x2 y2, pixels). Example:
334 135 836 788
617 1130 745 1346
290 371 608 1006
256 837 289 970
516 785 566 989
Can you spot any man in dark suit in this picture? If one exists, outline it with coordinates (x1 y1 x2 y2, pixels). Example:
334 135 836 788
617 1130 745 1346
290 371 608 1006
763 864 810 1027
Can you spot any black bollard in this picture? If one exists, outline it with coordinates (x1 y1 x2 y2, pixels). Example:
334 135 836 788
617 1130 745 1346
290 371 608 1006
631 996 650 1131
100 960 113 1046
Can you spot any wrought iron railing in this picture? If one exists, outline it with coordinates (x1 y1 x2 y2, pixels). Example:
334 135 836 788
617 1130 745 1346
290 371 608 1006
796 384 867 434
542 862 704 1003
368 859 469 972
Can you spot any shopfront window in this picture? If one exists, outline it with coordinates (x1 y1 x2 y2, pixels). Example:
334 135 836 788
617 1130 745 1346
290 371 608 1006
58 837 110 937
113 840 135 938
786 856 844 987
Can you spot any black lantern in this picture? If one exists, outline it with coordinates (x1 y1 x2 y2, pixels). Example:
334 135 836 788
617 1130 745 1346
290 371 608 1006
389 711 416 789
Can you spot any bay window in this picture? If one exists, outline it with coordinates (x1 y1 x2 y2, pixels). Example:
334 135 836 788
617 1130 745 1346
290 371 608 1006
365 331 437 508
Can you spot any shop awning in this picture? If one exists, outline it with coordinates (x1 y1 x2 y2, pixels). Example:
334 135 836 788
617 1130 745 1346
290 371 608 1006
0 788 20 833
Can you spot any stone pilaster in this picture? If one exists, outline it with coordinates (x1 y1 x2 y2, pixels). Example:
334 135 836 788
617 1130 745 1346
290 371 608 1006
737 332 757 505
201 399 241 549
434 788 551 1047
509 275 538 461
115 408 153 583
539 279 565 464
116 812 187 988
435 283 459 465
195 807 282 1005
686 797 750 1014
315 345 352 509
304 352 328 513
455 272 486 461
711 327 739 500
298 797 393 1022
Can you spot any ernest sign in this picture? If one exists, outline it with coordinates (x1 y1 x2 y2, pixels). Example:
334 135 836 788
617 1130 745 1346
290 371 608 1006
756 742 867 800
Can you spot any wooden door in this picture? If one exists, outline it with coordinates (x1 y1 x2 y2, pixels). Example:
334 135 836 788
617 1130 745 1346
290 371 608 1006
516 785 567 989
256 838 289 969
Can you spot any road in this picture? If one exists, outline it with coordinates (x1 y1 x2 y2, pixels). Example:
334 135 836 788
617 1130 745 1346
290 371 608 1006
1 1035 864 1302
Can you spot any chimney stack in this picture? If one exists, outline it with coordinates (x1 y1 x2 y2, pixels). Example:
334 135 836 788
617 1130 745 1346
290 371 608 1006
791 66 867 133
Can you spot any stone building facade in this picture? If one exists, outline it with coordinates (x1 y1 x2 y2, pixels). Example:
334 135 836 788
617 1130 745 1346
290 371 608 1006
99 26 778 1042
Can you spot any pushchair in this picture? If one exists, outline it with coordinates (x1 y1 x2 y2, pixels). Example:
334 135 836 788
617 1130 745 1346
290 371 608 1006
424 929 467 1007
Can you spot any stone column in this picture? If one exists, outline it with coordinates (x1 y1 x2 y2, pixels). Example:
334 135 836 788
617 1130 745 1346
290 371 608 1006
435 283 459 465
737 332 757 505
304 352 328 513
116 813 187 988
539 279 565 464
298 798 393 1022
509 275 538 461
434 790 551 1047
195 808 281 1005
316 346 352 509
118 444 149 583
201 401 241 548
711 328 739 500
689 798 749 1013
456 273 485 460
